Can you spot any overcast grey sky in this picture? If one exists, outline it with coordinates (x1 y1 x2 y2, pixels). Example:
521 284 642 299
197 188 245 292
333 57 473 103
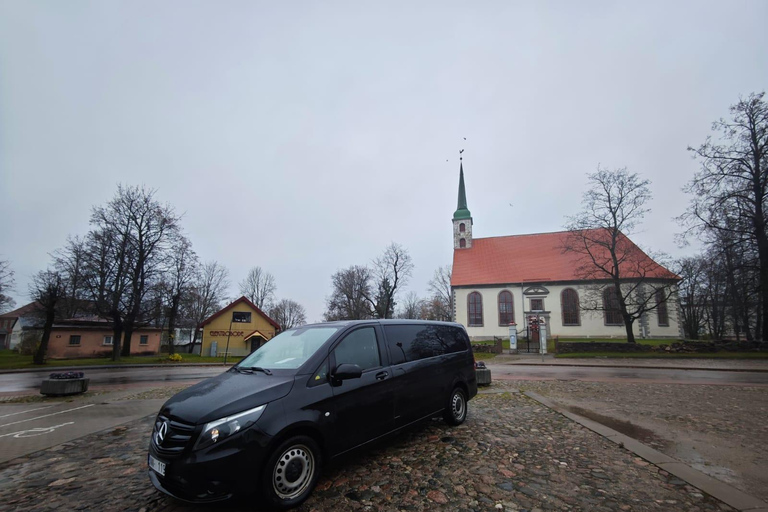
1 1 766 321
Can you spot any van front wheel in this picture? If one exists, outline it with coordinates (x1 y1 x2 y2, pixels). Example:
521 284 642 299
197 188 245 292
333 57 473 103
261 435 321 510
443 387 467 425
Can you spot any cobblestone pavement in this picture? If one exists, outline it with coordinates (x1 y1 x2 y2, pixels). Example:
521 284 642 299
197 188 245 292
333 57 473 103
502 379 768 503
0 391 734 512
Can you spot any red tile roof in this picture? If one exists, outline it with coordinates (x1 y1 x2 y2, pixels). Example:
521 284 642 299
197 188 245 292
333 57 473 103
451 230 678 287
0 302 42 319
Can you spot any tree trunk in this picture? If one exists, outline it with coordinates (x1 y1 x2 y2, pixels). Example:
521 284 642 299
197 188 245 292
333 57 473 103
623 315 636 344
33 309 55 365
122 327 133 357
112 324 123 361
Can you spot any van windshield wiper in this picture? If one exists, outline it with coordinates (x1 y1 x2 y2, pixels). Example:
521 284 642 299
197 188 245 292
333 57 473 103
235 366 272 375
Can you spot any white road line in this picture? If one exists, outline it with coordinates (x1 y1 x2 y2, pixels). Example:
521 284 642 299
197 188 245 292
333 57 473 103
0 405 54 419
0 404 94 429
0 422 75 439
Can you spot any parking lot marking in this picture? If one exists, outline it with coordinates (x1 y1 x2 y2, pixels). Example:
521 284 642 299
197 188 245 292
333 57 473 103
0 404 94 429
0 406 54 419
0 422 75 439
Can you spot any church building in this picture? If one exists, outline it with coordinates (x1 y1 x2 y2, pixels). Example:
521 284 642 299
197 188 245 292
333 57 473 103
450 162 681 341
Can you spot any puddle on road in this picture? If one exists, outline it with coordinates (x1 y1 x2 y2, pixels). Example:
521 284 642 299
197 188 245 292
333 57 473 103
566 406 672 450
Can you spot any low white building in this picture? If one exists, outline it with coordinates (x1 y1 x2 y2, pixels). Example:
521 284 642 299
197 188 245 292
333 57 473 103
449 162 680 342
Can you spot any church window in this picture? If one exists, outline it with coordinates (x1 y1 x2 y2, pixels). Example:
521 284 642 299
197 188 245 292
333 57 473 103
468 292 483 326
530 298 544 311
459 223 466 233
603 287 623 325
561 288 580 326
498 291 514 325
459 238 466 248
656 290 669 326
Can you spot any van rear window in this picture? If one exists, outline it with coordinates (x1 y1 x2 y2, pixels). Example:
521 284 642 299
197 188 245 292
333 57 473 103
383 325 467 364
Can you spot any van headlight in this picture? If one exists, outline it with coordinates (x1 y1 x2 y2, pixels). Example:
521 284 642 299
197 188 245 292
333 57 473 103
193 404 266 451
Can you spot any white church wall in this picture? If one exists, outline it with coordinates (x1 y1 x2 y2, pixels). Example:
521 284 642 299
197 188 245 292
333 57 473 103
454 284 680 341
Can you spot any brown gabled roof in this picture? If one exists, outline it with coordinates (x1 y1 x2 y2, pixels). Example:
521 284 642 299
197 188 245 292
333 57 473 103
0 302 42 319
197 296 280 331
451 229 678 287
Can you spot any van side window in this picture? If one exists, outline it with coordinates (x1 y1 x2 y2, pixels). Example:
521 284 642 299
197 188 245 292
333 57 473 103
333 327 381 371
384 325 466 364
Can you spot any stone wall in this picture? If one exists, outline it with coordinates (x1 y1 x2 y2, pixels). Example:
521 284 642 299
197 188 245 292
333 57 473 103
472 337 504 354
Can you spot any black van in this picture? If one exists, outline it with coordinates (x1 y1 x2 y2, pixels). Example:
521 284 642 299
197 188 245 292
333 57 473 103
147 320 477 509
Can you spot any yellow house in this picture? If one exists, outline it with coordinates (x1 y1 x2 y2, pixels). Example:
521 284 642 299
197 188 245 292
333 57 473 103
198 296 280 357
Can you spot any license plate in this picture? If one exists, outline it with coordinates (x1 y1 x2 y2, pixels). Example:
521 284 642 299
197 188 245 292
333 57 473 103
148 454 166 476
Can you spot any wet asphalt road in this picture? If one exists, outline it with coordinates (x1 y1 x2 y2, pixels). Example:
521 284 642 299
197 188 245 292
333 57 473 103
1 363 767 394
0 366 227 394
486 363 768 386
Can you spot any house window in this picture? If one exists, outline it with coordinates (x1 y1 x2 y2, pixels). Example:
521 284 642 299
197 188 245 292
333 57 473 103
656 290 669 326
103 336 113 345
459 238 466 248
69 335 81 346
232 311 251 323
459 223 466 233
530 298 544 311
603 287 623 325
561 288 580 326
468 292 483 326
140 335 149 345
498 291 514 325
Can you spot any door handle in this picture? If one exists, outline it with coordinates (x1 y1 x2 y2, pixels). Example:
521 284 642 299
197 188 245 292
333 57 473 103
375 371 389 381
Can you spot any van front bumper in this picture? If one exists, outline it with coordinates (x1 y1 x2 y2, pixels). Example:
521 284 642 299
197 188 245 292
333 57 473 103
147 427 273 503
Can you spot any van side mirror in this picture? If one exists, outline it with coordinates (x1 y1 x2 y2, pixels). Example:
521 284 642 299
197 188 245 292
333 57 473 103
332 363 362 383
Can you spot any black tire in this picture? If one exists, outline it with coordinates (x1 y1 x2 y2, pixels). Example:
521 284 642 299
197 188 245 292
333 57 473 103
443 386 468 425
261 435 321 510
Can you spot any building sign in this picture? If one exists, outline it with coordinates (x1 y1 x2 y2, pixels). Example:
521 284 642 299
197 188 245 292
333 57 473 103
209 331 244 337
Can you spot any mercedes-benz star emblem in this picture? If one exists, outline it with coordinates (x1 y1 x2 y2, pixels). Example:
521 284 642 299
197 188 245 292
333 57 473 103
155 421 168 446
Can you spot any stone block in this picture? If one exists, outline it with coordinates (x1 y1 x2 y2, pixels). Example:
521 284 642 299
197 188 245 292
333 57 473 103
476 368 492 386
40 378 90 396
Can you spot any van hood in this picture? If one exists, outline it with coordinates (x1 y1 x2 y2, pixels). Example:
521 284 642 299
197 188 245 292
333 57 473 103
160 370 295 425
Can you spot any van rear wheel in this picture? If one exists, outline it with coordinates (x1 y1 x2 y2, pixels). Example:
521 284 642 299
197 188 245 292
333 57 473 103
443 387 467 425
261 435 321 510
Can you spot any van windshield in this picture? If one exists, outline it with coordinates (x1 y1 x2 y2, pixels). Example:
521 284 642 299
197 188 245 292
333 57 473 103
237 326 340 370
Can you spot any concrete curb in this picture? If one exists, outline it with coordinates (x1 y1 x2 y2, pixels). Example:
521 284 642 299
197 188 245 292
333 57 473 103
0 362 234 375
523 390 768 512
500 362 768 373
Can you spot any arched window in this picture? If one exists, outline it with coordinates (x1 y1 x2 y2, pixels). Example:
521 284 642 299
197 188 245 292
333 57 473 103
603 287 623 325
561 288 580 326
656 290 669 326
468 292 483 326
459 222 466 233
459 238 466 248
498 291 514 325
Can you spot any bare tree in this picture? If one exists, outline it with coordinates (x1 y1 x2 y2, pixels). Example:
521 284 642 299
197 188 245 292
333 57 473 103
324 266 373 321
396 292 423 319
53 236 89 319
187 261 230 349
161 234 198 355
269 299 307 331
675 256 707 339
239 267 276 311
29 269 67 364
0 259 15 313
564 167 677 343
681 92 768 339
428 265 453 321
365 243 414 319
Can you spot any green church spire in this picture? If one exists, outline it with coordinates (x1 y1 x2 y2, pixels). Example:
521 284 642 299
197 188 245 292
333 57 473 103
453 160 472 220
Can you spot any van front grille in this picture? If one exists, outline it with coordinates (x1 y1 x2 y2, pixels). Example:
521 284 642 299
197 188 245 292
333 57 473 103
152 415 196 457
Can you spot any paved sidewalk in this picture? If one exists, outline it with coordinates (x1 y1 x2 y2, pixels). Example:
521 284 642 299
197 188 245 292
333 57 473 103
0 392 740 511
494 354 768 372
